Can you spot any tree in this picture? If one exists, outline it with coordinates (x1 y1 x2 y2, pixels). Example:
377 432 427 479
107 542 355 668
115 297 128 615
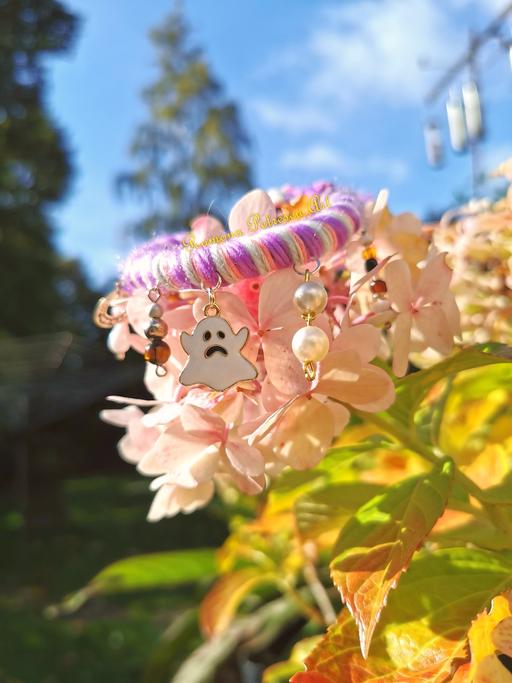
117 4 252 236
0 0 95 337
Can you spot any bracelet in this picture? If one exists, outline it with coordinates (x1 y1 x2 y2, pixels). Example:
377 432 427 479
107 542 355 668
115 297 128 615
119 193 363 292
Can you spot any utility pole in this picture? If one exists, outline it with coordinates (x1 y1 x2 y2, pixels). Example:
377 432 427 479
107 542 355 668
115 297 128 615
423 2 512 196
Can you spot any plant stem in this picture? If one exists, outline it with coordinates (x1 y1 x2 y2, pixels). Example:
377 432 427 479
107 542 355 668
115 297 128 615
277 579 324 626
302 558 337 626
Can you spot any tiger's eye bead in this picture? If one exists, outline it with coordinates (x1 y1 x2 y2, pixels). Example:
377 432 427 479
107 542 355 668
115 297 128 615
144 339 171 365
370 278 387 297
149 303 163 319
365 257 378 272
293 281 328 315
145 318 168 339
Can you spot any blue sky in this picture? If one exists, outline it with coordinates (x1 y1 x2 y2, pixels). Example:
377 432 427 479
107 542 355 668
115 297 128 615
47 0 512 285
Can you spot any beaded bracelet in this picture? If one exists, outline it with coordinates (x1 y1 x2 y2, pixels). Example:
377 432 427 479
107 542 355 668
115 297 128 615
119 193 363 292
96 187 369 383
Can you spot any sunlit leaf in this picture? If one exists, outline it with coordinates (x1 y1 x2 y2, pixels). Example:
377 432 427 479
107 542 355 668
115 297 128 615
293 548 512 682
266 439 390 516
438 365 512 466
467 592 512 681
330 459 454 657
199 568 277 637
388 347 512 428
91 548 216 591
51 548 217 615
294 482 381 543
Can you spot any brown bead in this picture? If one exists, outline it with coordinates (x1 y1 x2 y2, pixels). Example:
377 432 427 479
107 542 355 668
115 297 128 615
144 339 171 365
145 318 168 339
370 278 387 296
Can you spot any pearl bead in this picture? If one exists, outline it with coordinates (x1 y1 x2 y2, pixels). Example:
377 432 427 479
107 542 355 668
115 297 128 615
293 281 328 315
292 326 329 363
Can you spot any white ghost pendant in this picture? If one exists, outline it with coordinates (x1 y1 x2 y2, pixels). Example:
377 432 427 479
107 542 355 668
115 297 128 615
179 314 258 391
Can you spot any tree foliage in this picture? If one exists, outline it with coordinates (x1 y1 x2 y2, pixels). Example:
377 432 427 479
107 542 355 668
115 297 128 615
0 0 96 337
117 4 252 236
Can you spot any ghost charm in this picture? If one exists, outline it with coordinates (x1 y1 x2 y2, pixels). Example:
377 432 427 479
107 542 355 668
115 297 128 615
179 309 257 391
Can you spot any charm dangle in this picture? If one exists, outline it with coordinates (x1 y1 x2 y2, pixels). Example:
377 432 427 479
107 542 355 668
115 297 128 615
292 261 329 382
362 244 387 299
93 282 128 329
144 287 171 377
179 280 257 392
362 189 388 299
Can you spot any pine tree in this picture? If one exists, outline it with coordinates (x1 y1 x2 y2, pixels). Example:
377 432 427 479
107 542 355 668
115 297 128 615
0 0 95 337
117 5 252 235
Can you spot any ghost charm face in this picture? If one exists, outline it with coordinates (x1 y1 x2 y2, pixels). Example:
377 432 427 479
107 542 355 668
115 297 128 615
179 315 258 391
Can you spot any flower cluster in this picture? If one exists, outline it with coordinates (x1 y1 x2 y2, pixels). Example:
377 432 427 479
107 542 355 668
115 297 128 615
433 162 512 346
101 184 461 520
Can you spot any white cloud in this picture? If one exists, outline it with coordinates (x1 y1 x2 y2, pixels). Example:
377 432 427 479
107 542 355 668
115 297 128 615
307 0 461 106
251 0 468 136
252 100 335 134
280 144 409 183
281 144 341 170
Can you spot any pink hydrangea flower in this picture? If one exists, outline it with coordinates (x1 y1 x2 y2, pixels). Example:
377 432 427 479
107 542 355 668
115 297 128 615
247 324 395 469
386 253 461 376
137 404 265 494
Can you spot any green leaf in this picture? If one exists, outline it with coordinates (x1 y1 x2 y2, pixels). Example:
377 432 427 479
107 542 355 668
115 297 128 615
91 548 217 592
388 347 512 428
294 547 512 682
432 518 512 551
330 459 454 657
267 439 390 514
471 477 512 505
295 482 381 541
52 549 217 615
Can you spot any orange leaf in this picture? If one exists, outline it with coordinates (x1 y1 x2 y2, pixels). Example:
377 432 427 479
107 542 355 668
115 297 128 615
290 610 448 683
297 548 512 682
330 459 453 657
199 568 276 638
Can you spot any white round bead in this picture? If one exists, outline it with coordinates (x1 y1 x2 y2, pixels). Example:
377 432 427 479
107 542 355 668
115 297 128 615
293 281 328 315
292 326 329 363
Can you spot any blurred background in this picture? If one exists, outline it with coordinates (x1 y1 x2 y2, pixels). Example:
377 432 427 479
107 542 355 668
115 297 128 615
1 0 512 681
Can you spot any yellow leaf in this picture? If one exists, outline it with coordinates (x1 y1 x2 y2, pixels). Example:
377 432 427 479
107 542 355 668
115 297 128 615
468 593 512 680
199 568 276 637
